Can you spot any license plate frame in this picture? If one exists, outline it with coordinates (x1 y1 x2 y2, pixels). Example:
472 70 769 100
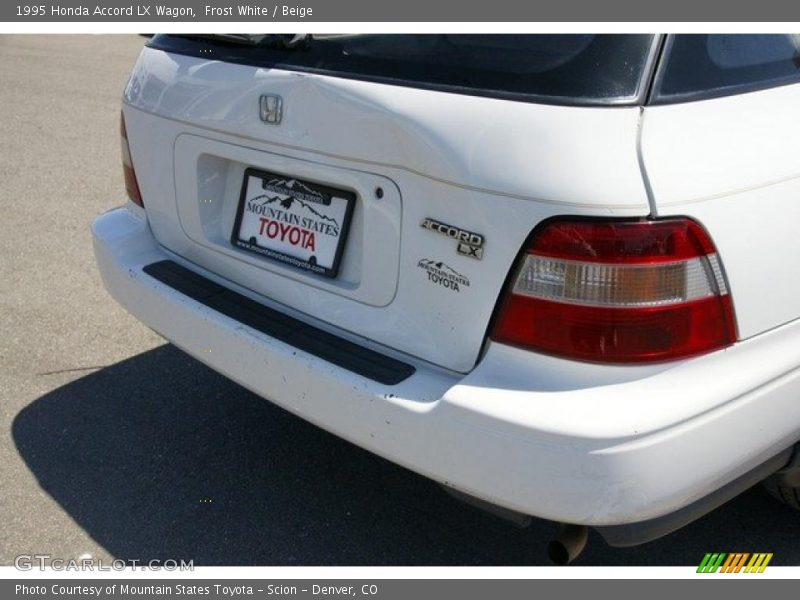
230 168 355 278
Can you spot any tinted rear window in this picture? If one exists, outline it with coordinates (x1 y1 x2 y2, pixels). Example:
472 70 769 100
654 34 800 102
150 34 657 106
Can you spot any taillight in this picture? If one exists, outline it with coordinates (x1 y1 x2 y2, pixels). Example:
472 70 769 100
120 112 143 207
491 218 737 363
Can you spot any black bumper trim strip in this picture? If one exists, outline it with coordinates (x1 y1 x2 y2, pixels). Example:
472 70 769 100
142 260 416 385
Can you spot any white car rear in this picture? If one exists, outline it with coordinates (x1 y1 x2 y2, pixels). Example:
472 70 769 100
95 34 800 561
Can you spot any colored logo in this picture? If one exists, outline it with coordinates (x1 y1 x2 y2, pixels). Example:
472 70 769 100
697 552 773 573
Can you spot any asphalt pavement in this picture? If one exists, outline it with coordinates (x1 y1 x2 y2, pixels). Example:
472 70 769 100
1 35 798 567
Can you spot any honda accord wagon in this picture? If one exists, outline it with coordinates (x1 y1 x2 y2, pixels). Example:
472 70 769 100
93 34 800 562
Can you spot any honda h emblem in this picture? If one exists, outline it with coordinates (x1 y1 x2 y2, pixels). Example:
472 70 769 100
259 94 283 124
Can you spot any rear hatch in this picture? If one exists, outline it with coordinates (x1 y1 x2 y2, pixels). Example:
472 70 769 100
122 34 656 373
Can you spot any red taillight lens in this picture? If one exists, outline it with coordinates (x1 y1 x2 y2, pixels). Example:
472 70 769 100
120 112 143 207
491 219 737 363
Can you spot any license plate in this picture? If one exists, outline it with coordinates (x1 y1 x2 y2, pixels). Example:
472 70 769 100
231 168 355 278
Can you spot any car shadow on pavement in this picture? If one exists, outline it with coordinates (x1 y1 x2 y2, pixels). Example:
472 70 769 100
12 344 800 566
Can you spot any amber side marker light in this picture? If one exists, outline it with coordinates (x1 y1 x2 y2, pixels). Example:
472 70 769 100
492 218 737 363
120 111 144 207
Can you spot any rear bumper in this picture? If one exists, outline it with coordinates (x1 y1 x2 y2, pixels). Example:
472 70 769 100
93 206 800 535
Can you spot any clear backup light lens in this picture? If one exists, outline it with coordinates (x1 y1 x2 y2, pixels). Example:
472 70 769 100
120 112 144 207
491 219 737 363
513 254 725 308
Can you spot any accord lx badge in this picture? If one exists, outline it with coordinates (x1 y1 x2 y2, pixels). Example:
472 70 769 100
259 94 283 124
421 218 484 260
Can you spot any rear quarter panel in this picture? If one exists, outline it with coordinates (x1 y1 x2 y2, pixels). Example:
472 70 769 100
641 83 800 339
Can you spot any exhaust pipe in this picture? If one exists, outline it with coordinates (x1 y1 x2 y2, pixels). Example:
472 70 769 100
547 524 589 565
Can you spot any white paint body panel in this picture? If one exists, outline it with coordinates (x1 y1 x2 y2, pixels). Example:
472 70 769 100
94 46 800 526
93 207 800 525
641 84 800 339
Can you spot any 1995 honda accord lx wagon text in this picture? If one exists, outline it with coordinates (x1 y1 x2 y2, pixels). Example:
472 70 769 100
93 34 800 563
